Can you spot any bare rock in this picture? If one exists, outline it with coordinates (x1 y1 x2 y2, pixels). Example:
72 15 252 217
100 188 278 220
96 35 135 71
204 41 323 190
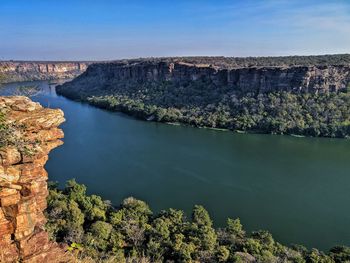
58 61 350 99
0 96 69 262
0 61 90 83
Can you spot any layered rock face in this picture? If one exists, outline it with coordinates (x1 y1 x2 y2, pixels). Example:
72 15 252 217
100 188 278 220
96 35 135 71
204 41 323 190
0 97 68 262
0 61 90 83
59 60 350 96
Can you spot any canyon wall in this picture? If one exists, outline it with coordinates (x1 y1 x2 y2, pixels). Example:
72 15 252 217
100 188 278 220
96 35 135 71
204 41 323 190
0 97 68 262
60 60 350 95
0 61 91 83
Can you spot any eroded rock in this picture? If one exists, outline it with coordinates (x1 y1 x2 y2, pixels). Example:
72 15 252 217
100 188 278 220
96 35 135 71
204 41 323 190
58 61 350 98
0 96 69 263
0 61 90 83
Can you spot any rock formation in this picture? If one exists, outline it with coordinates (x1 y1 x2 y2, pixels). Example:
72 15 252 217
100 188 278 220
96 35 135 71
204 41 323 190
0 96 68 262
0 61 91 83
58 60 350 96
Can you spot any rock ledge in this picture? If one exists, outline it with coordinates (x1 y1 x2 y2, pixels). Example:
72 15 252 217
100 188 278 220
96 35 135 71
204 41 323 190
0 96 68 263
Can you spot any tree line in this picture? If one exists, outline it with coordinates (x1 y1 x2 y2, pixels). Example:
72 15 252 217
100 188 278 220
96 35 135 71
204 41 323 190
46 180 350 262
83 82 350 138
95 54 350 68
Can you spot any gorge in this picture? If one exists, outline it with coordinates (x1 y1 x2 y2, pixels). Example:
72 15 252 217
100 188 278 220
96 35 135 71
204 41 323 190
3 0 350 261
2 80 350 253
2 55 350 261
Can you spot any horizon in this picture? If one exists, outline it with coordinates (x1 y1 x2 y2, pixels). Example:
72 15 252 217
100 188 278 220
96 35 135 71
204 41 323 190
1 53 350 63
1 0 350 60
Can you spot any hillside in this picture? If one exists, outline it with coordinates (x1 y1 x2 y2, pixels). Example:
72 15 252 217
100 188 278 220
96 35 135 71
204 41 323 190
57 55 350 138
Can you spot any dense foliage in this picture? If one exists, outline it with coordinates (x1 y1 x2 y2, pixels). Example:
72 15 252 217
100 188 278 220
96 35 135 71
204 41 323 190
108 54 350 68
46 180 350 262
174 54 350 68
84 82 350 138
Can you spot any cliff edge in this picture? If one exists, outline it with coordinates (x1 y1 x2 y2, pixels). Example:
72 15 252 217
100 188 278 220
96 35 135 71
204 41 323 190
0 97 68 262
0 61 91 83
59 60 350 95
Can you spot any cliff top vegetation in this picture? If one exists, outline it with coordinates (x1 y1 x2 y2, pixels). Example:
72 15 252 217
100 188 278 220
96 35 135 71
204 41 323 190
108 54 350 69
2 54 350 70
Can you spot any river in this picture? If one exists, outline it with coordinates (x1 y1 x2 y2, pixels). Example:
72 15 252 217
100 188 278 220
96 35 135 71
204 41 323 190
1 80 350 250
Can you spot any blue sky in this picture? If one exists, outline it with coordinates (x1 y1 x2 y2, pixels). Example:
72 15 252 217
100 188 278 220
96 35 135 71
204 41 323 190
1 0 350 60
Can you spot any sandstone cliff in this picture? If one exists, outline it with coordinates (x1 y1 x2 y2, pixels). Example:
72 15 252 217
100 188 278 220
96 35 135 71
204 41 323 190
0 97 68 262
0 61 91 83
58 60 350 96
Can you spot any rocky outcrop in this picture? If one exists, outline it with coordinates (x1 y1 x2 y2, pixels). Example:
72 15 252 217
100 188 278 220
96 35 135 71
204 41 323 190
0 97 68 262
58 60 350 96
0 61 91 83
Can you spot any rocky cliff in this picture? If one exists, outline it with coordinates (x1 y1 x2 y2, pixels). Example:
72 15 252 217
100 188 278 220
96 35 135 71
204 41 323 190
0 61 91 83
58 59 350 96
0 97 68 262
55 57 350 138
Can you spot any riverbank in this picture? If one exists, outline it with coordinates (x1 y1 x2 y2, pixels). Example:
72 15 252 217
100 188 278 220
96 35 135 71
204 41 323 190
55 90 343 139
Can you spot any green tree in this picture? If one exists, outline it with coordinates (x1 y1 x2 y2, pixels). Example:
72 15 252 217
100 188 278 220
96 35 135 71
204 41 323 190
190 205 217 261
216 245 230 262
87 221 113 251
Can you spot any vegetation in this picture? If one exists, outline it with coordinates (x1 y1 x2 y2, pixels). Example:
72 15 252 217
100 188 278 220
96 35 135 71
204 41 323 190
0 82 41 150
0 102 35 152
175 54 350 68
0 72 6 84
84 83 350 138
0 110 10 148
55 54 350 139
107 54 350 68
46 180 350 262
0 109 21 149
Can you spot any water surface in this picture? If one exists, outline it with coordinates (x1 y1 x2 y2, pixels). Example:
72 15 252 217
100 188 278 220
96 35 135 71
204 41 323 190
2 80 350 250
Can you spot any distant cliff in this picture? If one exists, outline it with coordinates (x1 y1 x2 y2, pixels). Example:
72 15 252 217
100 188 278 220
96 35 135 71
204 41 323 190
0 61 91 83
59 59 350 95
